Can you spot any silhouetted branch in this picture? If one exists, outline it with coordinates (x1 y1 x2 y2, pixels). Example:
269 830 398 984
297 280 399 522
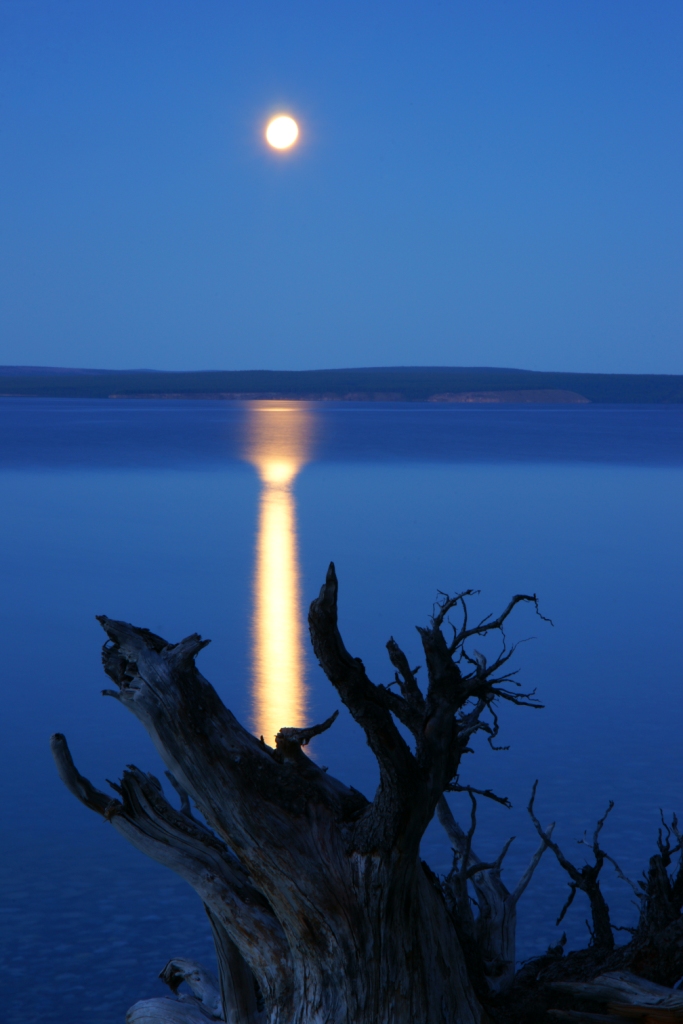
276 710 339 748
446 780 512 808
437 793 551 996
528 781 615 950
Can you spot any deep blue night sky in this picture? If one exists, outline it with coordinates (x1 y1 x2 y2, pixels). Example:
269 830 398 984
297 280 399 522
0 1 681 372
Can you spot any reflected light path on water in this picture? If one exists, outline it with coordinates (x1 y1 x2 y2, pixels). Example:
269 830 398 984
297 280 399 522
245 402 314 743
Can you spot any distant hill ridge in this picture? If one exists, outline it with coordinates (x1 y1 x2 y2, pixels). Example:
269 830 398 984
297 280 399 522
1 365 682 403
0 365 160 376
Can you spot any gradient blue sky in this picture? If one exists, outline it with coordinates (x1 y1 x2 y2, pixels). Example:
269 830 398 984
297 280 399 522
0 1 681 373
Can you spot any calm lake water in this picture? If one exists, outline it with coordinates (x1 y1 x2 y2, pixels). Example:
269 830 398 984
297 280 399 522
1 398 682 1024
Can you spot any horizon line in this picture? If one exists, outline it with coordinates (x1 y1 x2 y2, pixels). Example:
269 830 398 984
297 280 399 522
2 364 683 379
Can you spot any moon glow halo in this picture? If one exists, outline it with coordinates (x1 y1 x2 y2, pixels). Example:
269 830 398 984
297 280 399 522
265 115 299 150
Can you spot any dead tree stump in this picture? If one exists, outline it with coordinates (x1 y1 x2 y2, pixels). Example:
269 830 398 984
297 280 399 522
56 562 682 1024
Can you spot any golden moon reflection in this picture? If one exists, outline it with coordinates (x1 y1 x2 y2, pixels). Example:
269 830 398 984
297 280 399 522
265 115 299 150
246 402 313 743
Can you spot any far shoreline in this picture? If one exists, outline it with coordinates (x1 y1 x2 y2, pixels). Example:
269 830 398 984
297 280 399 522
1 366 682 403
106 388 590 404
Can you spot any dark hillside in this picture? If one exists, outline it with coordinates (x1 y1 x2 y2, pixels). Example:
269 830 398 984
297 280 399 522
1 366 682 402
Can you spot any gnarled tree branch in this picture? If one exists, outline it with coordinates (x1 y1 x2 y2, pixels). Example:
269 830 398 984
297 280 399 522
50 732 288 1016
308 563 550 862
528 781 615 950
438 794 552 995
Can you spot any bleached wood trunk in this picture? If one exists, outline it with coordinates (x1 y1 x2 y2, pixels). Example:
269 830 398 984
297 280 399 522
52 565 549 1023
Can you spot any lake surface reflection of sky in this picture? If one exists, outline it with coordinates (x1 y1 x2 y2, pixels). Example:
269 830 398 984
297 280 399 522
0 399 682 1024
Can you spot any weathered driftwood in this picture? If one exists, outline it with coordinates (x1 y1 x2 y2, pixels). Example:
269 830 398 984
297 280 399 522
127 999 215 1024
437 793 552 996
51 734 272 1023
547 972 683 1024
550 972 683 1010
511 801 683 999
497 805 683 1024
52 564 550 1024
547 1012 623 1024
548 1016 682 1024
127 958 224 1023
160 959 223 1016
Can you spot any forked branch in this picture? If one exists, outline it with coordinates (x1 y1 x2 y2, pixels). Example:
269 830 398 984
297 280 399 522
437 794 552 995
309 564 551 860
50 732 289 1007
528 781 615 950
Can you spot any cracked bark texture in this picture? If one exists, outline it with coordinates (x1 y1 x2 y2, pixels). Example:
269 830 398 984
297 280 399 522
52 563 551 1024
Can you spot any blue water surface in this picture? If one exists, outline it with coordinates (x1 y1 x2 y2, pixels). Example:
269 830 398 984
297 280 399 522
0 399 682 1023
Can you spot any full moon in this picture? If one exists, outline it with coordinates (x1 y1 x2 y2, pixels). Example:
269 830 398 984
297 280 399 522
265 115 299 150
